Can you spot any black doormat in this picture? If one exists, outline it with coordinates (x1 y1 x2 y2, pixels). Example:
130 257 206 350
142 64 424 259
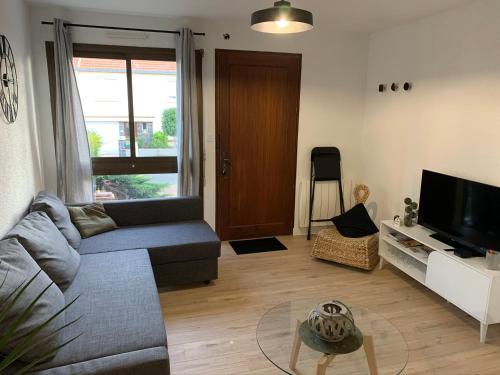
229 237 287 255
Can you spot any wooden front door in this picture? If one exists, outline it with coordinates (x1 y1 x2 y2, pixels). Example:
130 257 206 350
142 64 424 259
216 49 302 241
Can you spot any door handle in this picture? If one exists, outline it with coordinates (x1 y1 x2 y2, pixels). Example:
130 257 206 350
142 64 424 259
221 156 230 176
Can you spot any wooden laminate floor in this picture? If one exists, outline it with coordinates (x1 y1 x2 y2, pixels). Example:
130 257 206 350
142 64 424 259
159 235 500 375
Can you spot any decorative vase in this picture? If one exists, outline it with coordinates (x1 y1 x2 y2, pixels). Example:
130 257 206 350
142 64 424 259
307 300 355 342
403 197 418 227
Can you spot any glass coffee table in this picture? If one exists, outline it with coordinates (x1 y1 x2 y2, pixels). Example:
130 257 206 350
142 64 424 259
256 299 408 375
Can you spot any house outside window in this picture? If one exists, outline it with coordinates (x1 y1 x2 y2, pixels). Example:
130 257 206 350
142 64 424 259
72 47 179 200
46 43 203 201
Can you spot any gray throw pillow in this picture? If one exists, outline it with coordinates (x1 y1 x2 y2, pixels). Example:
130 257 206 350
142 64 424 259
7 211 81 290
0 238 65 362
31 191 82 249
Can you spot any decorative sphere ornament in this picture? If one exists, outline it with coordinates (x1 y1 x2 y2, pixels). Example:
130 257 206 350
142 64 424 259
307 300 355 342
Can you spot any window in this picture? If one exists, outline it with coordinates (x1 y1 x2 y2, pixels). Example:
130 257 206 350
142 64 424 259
46 43 203 201
94 174 177 201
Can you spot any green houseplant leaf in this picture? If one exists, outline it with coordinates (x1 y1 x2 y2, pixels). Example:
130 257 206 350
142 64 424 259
0 271 81 374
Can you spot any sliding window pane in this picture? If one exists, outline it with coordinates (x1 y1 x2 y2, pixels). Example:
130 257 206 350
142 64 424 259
131 59 177 157
94 174 178 201
73 57 131 157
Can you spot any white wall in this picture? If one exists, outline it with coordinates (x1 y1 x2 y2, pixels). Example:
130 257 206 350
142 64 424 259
0 0 43 236
361 0 500 223
28 5 369 231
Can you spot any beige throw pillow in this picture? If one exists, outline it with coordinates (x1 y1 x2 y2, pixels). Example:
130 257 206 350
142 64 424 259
68 203 118 238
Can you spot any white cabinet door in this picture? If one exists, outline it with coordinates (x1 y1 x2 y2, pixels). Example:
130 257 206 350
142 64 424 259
426 251 490 321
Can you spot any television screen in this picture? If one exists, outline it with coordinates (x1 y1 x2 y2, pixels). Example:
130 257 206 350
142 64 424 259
418 170 500 252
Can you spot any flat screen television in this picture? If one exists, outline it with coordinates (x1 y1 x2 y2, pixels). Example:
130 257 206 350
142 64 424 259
418 170 500 256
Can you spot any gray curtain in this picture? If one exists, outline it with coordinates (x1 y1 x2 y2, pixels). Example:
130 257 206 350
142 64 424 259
53 19 93 203
176 28 200 196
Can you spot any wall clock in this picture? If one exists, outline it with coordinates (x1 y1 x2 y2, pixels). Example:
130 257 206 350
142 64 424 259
0 35 18 124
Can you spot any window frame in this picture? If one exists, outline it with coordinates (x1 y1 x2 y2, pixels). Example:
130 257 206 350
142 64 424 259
45 42 204 195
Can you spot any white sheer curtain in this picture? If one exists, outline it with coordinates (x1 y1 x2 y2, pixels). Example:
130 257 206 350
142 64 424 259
53 19 93 203
176 28 200 196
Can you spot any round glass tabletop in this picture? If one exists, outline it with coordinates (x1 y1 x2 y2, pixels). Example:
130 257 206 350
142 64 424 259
256 299 408 375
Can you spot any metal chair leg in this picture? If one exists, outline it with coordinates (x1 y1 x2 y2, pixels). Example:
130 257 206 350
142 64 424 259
338 180 345 214
308 180 317 240
307 163 315 240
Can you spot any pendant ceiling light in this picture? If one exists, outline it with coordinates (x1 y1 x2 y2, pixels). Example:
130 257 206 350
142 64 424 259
251 1 314 34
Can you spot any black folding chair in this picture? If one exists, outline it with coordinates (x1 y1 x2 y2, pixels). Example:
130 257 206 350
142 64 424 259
307 147 345 240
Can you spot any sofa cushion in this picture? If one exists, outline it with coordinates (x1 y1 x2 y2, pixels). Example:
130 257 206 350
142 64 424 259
78 221 221 264
29 249 168 371
0 238 65 362
67 202 118 238
6 211 80 290
31 191 82 249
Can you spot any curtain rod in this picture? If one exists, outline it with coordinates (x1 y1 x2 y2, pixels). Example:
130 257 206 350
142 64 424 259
41 21 205 36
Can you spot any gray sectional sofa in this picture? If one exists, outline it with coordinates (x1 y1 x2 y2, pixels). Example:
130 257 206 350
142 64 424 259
6 196 220 375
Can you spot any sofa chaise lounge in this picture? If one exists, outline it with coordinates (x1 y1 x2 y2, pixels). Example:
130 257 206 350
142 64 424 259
85 197 221 287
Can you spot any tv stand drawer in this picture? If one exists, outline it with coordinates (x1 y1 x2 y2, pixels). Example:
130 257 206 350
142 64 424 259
425 251 490 321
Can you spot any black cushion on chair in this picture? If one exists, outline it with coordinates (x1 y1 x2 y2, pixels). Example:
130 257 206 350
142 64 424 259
331 204 379 238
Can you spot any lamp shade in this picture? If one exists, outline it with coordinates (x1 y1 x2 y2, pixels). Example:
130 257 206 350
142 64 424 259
251 1 314 34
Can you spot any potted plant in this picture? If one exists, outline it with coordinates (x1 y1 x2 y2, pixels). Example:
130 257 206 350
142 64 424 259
404 197 418 227
0 270 80 374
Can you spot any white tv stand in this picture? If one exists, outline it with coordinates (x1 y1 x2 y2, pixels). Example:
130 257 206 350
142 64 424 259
379 220 500 343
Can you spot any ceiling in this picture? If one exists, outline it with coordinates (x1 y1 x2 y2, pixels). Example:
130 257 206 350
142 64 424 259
26 0 474 33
